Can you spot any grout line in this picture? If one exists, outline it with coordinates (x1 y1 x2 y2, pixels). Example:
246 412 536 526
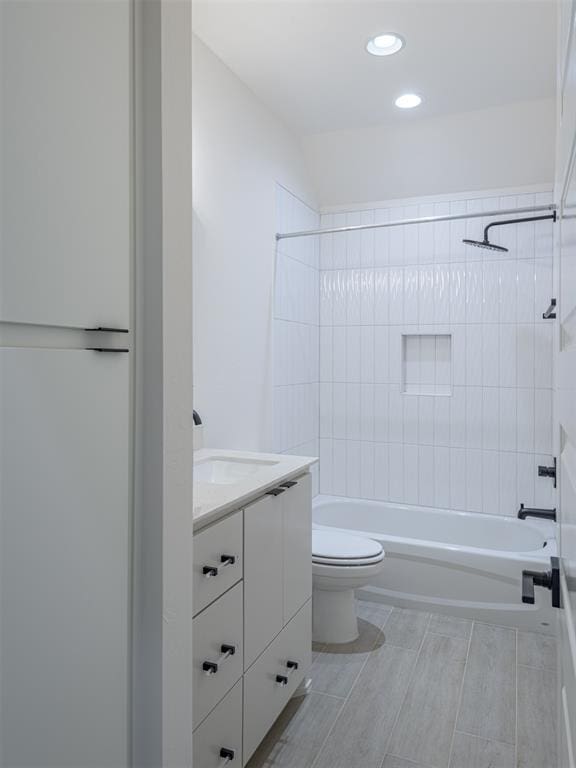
309 690 347 701
452 728 516 747
514 627 518 768
425 629 472 643
376 613 434 768
447 618 476 768
517 662 557 671
308 606 390 768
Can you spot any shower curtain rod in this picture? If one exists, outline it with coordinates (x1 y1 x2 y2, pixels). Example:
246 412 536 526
275 203 557 240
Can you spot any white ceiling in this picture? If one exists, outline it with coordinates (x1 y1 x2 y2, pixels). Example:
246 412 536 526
192 0 556 135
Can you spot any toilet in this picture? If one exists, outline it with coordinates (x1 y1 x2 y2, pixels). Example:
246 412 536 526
312 529 385 644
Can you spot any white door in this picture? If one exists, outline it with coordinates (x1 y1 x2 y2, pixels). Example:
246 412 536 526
0 0 130 329
555 3 576 764
0 348 130 767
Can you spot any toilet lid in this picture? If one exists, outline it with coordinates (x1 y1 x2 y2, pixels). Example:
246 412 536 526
312 530 383 562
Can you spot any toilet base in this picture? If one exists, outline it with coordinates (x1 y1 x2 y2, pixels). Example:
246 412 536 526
312 586 359 644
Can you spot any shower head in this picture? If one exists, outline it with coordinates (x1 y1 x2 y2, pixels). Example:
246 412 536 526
462 238 509 253
462 212 556 254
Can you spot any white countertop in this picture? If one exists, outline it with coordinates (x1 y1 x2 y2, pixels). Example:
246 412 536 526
193 448 318 530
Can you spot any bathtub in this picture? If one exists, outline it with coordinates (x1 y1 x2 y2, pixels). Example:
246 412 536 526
313 495 558 632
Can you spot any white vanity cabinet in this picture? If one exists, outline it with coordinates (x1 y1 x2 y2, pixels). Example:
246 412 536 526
244 473 312 667
243 493 284 668
192 471 312 768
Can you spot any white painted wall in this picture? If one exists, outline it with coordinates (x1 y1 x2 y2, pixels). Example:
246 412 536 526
303 99 555 208
192 35 317 450
161 2 194 765
273 184 320 494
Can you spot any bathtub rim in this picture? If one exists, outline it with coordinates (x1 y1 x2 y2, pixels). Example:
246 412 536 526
312 493 557 562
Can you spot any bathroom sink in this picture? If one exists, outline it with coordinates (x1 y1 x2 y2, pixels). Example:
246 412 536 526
194 456 279 485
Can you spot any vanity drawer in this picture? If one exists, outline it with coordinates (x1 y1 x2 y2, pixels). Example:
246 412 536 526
194 511 242 616
193 678 242 768
193 581 243 729
243 599 311 764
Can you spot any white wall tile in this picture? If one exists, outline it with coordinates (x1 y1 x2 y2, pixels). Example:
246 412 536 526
319 439 333 494
346 440 362 498
466 449 483 512
482 388 499 451
498 451 517 516
360 441 375 499
516 324 535 388
403 394 419 444
346 326 361 383
388 384 404 443
418 445 435 505
320 326 333 382
277 188 553 514
373 384 389 442
332 439 347 495
450 447 467 509
388 267 404 321
466 387 483 449
332 383 346 439
403 444 419 504
388 445 404 502
481 450 500 515
360 326 375 383
450 386 467 448
374 443 390 501
345 383 362 442
360 384 375 442
419 396 435 445
517 388 535 453
374 325 390 383
499 388 517 452
534 389 552 454
534 324 553 388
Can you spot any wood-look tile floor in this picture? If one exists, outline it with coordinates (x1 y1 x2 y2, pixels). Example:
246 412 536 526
246 600 557 768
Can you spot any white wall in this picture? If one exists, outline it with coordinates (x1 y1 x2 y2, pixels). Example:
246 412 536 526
192 35 317 451
161 2 194 766
273 185 320 493
134 3 194 766
554 2 576 762
303 99 555 208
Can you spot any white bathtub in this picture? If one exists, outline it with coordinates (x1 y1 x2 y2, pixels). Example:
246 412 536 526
313 495 558 632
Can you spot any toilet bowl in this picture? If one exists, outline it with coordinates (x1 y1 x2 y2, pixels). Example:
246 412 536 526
312 529 385 644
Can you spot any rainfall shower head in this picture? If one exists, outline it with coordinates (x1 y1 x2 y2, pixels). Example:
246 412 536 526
462 212 556 253
462 237 508 252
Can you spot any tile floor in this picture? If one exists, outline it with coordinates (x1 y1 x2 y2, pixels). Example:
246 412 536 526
247 600 557 768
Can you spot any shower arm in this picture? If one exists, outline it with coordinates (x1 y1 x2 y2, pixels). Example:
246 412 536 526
482 212 557 243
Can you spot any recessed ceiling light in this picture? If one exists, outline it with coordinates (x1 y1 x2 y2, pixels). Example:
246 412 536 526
366 33 404 57
395 93 422 109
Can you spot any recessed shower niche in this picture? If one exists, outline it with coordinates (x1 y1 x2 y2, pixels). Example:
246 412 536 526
402 334 452 395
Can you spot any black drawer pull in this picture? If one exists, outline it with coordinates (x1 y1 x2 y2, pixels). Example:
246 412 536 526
202 566 218 578
85 326 129 333
220 554 236 567
220 748 235 763
87 347 129 353
276 674 288 686
286 660 299 671
266 487 286 497
202 644 236 676
280 480 298 488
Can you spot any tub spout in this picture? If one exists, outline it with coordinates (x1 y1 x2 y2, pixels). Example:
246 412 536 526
517 504 556 522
